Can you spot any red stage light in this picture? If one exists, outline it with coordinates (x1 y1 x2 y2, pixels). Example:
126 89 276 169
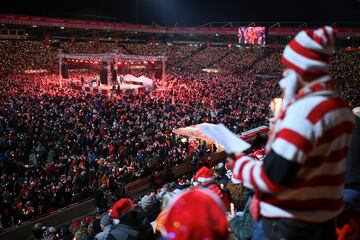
151 61 155 64
75 60 79 62
144 61 147 64
94 61 98 64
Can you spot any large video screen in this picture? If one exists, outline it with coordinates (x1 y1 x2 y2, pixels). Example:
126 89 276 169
238 27 266 45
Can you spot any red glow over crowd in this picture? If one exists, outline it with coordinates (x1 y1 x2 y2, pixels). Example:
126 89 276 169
0 38 359 240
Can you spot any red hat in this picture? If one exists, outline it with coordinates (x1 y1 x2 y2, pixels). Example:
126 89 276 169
70 219 80 228
163 189 229 240
281 26 335 78
194 166 214 183
20 187 29 196
110 198 134 219
81 216 92 227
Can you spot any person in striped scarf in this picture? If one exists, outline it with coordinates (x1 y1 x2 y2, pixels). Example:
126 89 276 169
229 26 355 239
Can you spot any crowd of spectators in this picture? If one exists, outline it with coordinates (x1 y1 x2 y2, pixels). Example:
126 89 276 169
0 40 57 72
0 39 359 233
29 157 257 240
29 152 360 240
0 67 278 229
61 42 120 54
123 43 201 66
331 52 360 107
0 72 195 229
155 70 278 133
177 46 231 70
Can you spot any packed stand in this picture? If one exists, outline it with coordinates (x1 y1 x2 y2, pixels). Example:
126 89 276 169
178 46 232 71
0 73 185 229
0 39 359 234
331 52 360 107
123 43 200 66
29 158 253 240
0 69 278 229
0 40 57 72
61 42 127 54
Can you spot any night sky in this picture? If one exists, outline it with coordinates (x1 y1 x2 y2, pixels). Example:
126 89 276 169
2 0 360 26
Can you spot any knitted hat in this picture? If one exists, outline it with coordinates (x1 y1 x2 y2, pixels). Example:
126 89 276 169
193 166 214 183
282 26 335 78
163 189 229 240
140 195 151 210
110 198 134 219
100 213 112 227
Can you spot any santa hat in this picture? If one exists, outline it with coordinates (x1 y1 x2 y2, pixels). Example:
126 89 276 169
194 166 214 183
20 187 29 196
163 189 229 240
69 220 80 235
178 179 185 185
282 26 335 78
81 216 92 227
110 198 134 219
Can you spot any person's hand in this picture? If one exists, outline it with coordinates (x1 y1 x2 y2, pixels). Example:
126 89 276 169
225 153 245 170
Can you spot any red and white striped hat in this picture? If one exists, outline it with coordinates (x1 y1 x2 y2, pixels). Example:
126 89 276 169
281 26 336 78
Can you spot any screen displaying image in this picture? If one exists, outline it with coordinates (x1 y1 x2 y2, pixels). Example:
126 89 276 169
238 27 266 45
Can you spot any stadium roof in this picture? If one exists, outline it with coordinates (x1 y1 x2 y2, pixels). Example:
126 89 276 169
2 0 360 27
1 14 359 47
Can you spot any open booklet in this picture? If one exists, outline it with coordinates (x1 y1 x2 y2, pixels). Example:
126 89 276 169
198 123 251 154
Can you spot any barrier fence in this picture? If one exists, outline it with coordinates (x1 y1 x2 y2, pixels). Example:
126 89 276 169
0 198 96 240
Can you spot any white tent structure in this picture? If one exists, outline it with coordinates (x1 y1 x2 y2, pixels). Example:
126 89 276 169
123 74 153 88
172 123 217 142
138 76 153 87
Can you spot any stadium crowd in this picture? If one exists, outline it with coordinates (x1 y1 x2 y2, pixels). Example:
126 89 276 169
0 40 57 72
29 161 253 240
0 66 277 229
0 38 359 239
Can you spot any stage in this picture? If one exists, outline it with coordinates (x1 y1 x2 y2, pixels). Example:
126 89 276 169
72 83 149 95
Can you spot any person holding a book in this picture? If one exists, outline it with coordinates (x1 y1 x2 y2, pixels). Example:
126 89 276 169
228 26 355 239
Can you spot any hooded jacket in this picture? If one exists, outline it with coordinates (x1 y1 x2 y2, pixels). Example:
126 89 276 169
105 209 155 240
